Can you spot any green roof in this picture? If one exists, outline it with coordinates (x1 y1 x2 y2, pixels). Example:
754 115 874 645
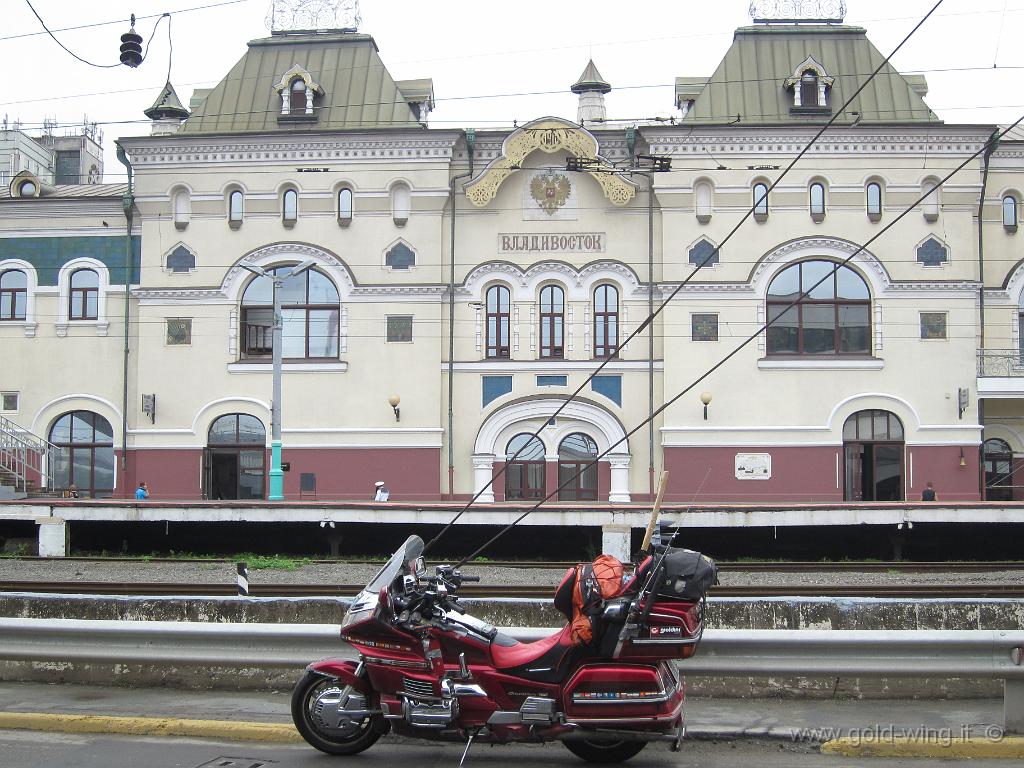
679 25 939 126
180 30 423 134
571 60 611 94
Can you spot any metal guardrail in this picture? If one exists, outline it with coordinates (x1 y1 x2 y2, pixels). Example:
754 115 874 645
0 414 55 494
0 619 1021 731
979 349 1024 377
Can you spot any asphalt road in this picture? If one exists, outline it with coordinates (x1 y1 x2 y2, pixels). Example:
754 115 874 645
0 730 1016 768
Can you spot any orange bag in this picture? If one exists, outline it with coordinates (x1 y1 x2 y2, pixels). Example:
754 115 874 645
569 554 624 645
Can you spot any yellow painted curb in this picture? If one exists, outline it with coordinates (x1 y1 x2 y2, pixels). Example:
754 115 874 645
0 712 303 743
821 735 1024 759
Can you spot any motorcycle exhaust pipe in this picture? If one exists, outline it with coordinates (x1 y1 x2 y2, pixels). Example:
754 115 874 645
556 727 682 744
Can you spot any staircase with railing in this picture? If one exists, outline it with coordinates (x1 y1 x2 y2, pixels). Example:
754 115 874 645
0 414 56 498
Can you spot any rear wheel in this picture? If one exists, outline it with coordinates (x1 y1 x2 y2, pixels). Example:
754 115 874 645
291 670 386 755
564 739 647 763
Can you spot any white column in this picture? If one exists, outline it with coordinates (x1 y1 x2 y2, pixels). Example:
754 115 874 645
608 454 631 503
305 89 314 115
602 524 631 562
472 453 496 503
36 518 68 558
281 91 290 115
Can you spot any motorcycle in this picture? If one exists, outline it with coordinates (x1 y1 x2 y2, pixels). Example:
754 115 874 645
291 533 717 763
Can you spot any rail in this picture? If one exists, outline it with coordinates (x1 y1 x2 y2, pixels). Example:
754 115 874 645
0 414 55 494
979 348 1024 377
0 619 1020 732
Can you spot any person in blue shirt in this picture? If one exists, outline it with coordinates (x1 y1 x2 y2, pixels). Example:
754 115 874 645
135 482 150 500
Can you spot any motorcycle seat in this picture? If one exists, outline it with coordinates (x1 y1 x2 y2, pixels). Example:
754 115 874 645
489 624 573 670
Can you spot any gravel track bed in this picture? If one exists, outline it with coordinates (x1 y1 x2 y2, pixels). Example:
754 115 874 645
0 560 1022 588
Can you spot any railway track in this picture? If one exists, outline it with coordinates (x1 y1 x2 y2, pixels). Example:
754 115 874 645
6 556 1024 572
2 581 1022 599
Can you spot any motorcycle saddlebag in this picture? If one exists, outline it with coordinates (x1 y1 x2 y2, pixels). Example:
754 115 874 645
656 549 718 601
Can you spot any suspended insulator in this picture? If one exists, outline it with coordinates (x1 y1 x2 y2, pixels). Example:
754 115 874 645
120 15 143 68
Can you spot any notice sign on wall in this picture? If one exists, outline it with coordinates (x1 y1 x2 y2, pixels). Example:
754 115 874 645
735 453 771 480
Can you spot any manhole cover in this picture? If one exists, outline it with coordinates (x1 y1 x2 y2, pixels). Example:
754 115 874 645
194 758 277 768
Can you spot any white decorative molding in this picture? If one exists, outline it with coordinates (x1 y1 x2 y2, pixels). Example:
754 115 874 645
472 452 496 503
568 305 575 353
459 259 644 302
227 362 348 374
341 306 349 353
474 305 482 353
222 242 356 302
228 308 238 357
874 304 883 353
757 358 883 370
512 304 520 353
446 360 663 372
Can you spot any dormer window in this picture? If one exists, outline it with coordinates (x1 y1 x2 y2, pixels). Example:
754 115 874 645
289 78 307 116
273 65 323 123
785 56 834 113
800 71 819 107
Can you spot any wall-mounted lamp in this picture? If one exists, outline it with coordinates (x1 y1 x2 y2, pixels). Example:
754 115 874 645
959 447 966 467
388 394 401 422
700 391 713 421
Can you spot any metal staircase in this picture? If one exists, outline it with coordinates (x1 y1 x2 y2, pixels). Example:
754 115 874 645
0 414 56 499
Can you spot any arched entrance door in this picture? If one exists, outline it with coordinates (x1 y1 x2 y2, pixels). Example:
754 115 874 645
843 409 904 501
49 410 115 498
204 414 266 500
558 432 599 501
983 438 1014 501
505 433 545 500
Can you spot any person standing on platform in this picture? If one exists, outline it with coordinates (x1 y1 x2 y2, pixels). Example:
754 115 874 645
135 482 150 500
373 481 390 502
921 482 937 501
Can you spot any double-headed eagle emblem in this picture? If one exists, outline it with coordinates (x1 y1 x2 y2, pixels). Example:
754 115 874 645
530 172 572 216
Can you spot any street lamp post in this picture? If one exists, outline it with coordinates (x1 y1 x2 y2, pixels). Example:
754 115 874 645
242 258 316 501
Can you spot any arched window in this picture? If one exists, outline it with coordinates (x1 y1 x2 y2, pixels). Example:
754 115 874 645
69 268 99 320
983 438 1014 501
172 188 190 230
694 180 713 223
753 182 769 219
922 179 940 222
49 410 115 498
558 432 598 501
0 269 27 321
205 413 266 500
505 433 546 500
767 260 870 356
1003 195 1018 232
594 284 619 358
240 265 339 359
282 188 298 225
391 182 411 226
866 182 882 220
337 187 353 226
809 182 826 219
19 180 37 197
539 285 565 359
843 410 904 501
228 189 244 228
485 284 511 359
289 78 307 115
800 70 819 107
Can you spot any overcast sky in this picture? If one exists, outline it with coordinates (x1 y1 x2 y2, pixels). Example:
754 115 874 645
4 0 1023 180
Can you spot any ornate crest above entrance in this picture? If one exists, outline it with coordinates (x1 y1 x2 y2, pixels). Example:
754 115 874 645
464 118 637 208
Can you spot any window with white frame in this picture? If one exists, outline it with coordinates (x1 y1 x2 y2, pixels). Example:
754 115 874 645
753 182 769 220
809 182 826 221
282 187 298 226
0 391 18 412
391 182 411 227
69 268 99 320
337 187 353 226
228 189 244 229
0 269 27 321
866 181 883 221
1004 195 1019 233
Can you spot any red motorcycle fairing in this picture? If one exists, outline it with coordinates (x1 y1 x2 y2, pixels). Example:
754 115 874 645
563 662 683 725
305 659 369 694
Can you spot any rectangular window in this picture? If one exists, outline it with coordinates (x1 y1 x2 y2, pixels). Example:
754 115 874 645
482 375 513 408
692 313 719 341
166 318 192 345
591 375 622 406
1 392 18 412
386 315 413 343
537 375 567 387
920 312 947 340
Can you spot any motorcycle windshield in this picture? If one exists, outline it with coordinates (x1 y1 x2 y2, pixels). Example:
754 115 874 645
364 534 425 595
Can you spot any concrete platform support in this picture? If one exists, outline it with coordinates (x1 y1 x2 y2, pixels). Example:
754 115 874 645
1007 678 1024 733
602 524 631 562
36 518 68 558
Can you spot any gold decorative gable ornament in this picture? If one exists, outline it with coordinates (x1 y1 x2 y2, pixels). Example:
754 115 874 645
464 118 636 208
530 172 572 216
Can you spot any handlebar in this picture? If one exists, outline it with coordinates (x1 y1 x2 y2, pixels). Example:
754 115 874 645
460 575 480 583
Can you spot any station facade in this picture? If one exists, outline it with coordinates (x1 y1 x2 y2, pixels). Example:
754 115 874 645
3 14 1023 505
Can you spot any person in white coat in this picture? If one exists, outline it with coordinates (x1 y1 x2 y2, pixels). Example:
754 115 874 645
373 481 390 502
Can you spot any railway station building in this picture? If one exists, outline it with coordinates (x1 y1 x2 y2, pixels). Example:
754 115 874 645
2 9 1022 506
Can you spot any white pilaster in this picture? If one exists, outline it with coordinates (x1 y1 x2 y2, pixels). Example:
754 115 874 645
36 518 68 558
601 523 631 562
472 453 496 503
608 454 631 503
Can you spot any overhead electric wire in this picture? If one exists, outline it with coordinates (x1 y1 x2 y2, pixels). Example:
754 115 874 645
454 114 1024 569
422 0 948 558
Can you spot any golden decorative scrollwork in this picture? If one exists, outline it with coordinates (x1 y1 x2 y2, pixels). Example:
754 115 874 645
464 118 636 208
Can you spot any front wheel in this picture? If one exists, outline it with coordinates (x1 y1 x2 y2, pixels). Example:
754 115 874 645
291 670 387 755
564 739 647 763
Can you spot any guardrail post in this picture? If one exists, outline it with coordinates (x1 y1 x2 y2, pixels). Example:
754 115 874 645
236 562 249 596
1008 678 1024 733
